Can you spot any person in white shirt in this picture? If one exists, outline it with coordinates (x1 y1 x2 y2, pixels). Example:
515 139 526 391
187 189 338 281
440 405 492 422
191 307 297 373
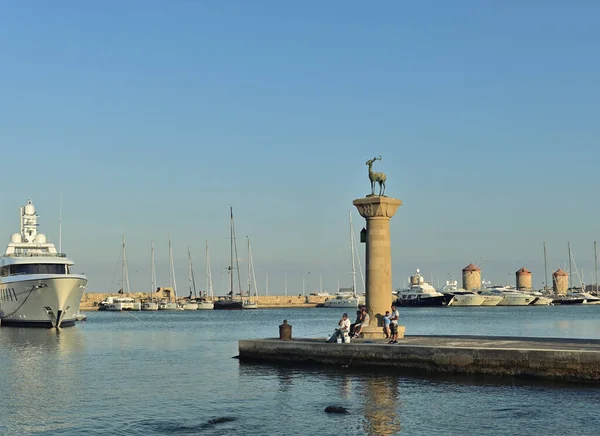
389 304 400 344
327 312 351 343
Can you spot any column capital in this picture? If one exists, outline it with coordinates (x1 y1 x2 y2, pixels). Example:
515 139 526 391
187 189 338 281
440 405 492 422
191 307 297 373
353 196 402 219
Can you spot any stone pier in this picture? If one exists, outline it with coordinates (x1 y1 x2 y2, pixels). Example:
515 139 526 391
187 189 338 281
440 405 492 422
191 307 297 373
353 196 403 339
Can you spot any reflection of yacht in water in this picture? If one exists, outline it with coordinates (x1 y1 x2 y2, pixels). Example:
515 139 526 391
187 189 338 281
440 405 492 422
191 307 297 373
394 269 453 307
0 200 87 328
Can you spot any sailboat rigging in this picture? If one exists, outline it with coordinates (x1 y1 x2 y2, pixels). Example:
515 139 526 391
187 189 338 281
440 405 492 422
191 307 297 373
214 208 244 310
243 237 258 309
197 241 215 309
142 242 159 310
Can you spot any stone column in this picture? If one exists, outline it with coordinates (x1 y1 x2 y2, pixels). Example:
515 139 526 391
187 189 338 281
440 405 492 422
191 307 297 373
353 196 403 339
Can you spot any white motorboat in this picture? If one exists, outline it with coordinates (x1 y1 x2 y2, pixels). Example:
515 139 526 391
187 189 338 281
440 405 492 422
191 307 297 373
394 269 453 307
103 296 141 311
570 292 600 305
527 291 553 306
0 199 87 328
158 300 179 310
141 301 158 311
323 292 360 309
440 280 485 306
484 286 535 306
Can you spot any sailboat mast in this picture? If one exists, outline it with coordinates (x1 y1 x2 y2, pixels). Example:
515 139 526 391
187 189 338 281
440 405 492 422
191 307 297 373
230 208 234 300
123 236 131 296
206 240 213 297
284 272 287 296
568 241 573 290
151 241 156 302
595 241 598 293
247 237 251 301
265 272 268 297
543 242 548 290
121 234 125 295
349 210 356 295
188 246 197 298
169 234 177 301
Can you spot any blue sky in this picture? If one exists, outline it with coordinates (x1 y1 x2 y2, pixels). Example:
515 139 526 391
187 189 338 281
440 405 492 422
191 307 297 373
1 1 599 294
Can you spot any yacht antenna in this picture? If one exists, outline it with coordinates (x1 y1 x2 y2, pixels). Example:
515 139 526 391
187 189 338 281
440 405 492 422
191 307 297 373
59 191 62 253
349 210 356 296
543 242 548 290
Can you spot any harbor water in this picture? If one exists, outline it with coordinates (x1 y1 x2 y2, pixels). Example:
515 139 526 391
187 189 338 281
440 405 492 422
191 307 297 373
1 306 599 435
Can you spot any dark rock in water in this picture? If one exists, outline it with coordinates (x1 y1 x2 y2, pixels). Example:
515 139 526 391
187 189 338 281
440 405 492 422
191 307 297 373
205 417 237 427
325 406 349 414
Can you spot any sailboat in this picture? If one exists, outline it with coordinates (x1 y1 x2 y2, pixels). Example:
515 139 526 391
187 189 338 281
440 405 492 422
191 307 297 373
214 208 244 310
243 237 259 309
141 241 159 310
158 234 179 310
197 241 215 309
105 235 141 311
182 247 199 310
323 211 362 309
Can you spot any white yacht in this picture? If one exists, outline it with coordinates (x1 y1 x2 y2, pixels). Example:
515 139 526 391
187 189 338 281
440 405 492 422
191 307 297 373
527 290 554 306
394 269 453 307
440 280 485 306
570 292 600 305
103 296 141 311
323 292 360 309
0 199 87 328
483 286 535 306
159 235 180 310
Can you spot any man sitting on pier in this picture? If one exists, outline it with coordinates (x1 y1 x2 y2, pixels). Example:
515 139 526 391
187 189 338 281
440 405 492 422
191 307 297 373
327 313 351 343
352 307 370 338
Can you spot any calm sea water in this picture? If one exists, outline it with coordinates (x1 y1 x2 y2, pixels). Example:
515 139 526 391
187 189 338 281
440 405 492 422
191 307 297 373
1 306 599 436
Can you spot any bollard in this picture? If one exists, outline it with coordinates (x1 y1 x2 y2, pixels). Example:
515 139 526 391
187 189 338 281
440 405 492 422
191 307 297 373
279 319 292 340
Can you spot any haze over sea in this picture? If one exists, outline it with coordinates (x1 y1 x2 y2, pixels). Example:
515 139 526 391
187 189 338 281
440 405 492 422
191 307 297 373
1 1 599 293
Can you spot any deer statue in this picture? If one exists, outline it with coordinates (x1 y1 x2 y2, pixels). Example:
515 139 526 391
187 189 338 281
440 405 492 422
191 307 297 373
366 155 386 196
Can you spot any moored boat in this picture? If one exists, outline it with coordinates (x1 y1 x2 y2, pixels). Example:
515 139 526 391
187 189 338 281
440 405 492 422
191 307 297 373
394 269 453 307
0 199 87 328
440 280 485 306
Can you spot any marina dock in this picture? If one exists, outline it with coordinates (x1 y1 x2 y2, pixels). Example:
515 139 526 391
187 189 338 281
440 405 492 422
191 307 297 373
238 335 600 383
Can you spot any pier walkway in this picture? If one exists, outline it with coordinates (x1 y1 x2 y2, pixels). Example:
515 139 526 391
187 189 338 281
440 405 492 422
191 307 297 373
238 335 600 383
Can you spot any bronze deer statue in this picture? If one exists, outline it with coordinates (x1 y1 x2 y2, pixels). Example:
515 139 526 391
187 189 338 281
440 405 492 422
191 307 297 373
366 155 386 196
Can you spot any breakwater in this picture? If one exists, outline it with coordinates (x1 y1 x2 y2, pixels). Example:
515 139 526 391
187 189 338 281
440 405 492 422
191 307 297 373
239 335 600 383
79 293 329 309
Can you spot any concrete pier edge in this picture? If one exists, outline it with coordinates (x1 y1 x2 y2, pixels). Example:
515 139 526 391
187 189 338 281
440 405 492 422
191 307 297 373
238 335 600 383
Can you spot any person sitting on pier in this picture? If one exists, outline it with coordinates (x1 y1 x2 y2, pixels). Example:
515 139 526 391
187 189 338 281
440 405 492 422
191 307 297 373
327 312 351 343
350 309 362 336
353 307 370 338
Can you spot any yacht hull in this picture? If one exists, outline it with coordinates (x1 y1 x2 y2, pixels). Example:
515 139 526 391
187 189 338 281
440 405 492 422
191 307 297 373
497 295 535 306
447 294 485 307
480 295 503 306
213 300 243 310
0 275 87 328
322 298 359 309
182 303 199 310
394 295 451 307
531 296 553 306
197 301 214 310
141 302 159 311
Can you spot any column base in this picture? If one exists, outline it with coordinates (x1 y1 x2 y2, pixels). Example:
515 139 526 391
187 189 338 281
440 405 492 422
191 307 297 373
361 325 405 339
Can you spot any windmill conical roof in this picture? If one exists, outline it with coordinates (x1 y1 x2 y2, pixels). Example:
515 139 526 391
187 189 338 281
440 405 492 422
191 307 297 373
516 267 531 274
553 268 568 277
462 263 480 272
